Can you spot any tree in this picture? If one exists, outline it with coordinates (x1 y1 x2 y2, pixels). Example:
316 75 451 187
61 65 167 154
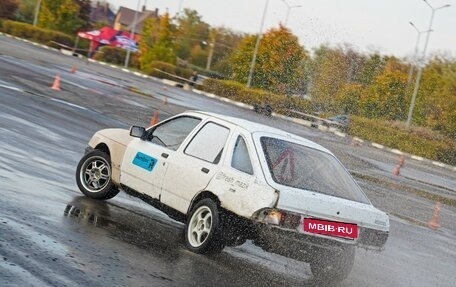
359 58 408 120
209 27 244 74
335 83 363 115
139 12 176 73
356 53 387 87
138 17 160 70
0 0 19 19
15 0 35 23
228 25 307 94
416 57 456 138
175 8 210 62
153 12 176 63
308 45 351 112
75 0 92 30
38 0 82 34
188 44 207 68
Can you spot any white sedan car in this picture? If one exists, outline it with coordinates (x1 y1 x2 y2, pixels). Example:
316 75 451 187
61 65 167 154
76 111 389 282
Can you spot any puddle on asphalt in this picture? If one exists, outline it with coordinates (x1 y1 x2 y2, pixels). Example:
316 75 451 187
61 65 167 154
62 197 319 286
62 197 184 252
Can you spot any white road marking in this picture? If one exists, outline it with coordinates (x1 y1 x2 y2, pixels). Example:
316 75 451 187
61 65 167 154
50 98 88 110
411 155 424 161
0 83 22 92
371 143 384 149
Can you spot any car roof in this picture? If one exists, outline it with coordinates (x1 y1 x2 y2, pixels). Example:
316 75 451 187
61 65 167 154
185 110 332 154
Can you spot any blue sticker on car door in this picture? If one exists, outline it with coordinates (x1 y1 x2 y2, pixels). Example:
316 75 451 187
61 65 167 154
132 152 157 172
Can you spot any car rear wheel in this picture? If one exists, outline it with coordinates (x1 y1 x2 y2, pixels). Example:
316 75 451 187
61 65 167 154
76 150 119 200
185 198 225 254
310 246 355 284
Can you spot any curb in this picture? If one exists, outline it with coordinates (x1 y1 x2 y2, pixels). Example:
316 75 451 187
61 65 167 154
2 32 454 172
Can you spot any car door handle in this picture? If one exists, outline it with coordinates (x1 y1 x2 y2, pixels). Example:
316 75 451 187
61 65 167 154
161 153 169 158
201 167 210 174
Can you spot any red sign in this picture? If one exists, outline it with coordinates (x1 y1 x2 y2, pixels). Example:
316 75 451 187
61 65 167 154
303 218 358 239
77 26 139 53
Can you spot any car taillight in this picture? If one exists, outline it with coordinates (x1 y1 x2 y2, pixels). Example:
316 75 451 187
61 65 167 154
259 209 301 229
265 210 282 225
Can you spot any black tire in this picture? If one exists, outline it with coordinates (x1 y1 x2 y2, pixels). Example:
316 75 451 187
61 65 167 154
310 246 355 284
185 198 225 254
75 150 119 200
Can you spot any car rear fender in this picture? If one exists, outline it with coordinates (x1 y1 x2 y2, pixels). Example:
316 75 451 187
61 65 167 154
204 174 278 219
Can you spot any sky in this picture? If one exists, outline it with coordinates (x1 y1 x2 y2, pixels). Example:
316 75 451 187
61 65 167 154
106 0 456 59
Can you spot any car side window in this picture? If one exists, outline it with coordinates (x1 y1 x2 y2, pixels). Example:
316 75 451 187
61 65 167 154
149 116 201 151
185 122 229 164
231 136 254 175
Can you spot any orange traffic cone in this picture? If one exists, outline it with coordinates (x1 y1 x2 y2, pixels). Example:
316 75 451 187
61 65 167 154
427 202 442 230
392 155 405 176
149 111 159 126
392 165 400 176
70 65 77 74
51 74 61 91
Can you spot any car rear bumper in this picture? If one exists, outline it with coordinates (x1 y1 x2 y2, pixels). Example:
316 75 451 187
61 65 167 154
253 223 387 262
254 223 352 262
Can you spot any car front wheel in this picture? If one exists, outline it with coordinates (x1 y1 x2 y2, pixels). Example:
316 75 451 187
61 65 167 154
75 150 119 200
185 198 225 254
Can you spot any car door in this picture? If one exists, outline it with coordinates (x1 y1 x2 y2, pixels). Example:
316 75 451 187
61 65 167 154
120 116 202 199
160 120 232 213
213 132 277 218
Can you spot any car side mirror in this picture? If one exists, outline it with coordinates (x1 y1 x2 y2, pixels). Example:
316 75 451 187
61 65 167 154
130 126 146 138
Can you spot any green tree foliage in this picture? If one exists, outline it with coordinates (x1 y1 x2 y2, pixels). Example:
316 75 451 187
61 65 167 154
323 48 455 140
38 0 82 34
359 58 408 120
138 17 159 70
308 45 352 112
175 8 210 62
307 46 397 115
354 53 387 87
153 12 176 62
335 83 363 115
74 0 92 30
225 34 255 83
415 57 456 138
228 25 307 94
209 27 244 74
189 44 207 68
139 12 176 73
0 20 74 47
0 0 19 19
15 0 35 23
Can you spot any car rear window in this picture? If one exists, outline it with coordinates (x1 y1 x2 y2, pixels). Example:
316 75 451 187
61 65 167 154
260 137 369 204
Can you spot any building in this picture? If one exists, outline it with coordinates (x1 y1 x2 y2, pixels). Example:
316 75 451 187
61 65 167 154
90 1 116 26
113 5 159 35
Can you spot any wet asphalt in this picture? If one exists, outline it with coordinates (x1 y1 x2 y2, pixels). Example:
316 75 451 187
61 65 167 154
0 35 455 287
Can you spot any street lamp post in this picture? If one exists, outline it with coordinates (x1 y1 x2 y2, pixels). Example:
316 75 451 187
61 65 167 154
203 38 235 71
281 0 301 26
247 0 270 88
406 22 431 87
205 41 215 71
406 0 450 128
124 0 141 68
178 0 184 16
33 0 42 26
